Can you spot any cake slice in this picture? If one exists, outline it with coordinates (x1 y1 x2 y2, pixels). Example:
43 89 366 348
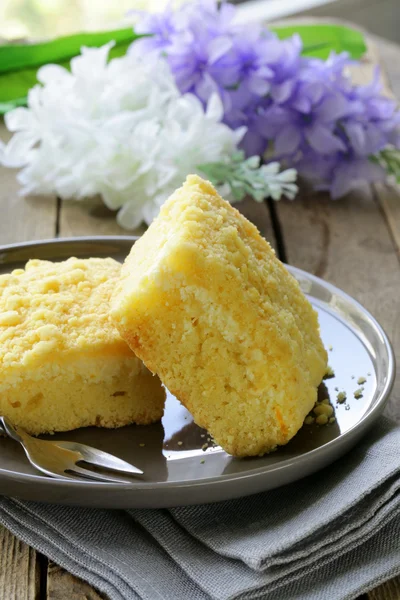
0 257 165 435
111 175 327 456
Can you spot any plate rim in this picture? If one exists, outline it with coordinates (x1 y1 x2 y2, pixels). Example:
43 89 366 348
0 236 395 493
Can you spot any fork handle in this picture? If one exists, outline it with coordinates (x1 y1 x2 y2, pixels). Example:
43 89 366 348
0 416 24 444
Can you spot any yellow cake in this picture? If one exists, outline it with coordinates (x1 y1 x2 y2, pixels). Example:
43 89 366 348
0 257 165 435
111 175 327 456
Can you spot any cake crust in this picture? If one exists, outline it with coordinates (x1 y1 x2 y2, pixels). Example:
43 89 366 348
112 175 327 456
0 257 165 435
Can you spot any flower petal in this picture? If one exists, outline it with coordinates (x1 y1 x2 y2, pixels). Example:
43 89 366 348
240 130 266 156
205 93 224 121
37 64 70 84
117 199 147 229
330 158 386 198
305 124 346 154
291 95 311 114
316 94 351 122
102 186 127 210
233 125 247 145
248 76 270 96
271 80 295 103
207 36 232 64
330 168 354 199
70 41 115 78
5 108 35 132
344 121 366 155
0 131 39 167
194 72 219 102
274 124 302 155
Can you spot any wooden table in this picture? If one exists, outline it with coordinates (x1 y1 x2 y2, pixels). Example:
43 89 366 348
1 33 400 600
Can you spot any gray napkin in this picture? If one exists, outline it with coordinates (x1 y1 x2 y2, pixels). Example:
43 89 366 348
1 417 400 600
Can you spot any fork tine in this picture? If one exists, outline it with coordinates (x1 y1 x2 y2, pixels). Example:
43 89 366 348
69 464 134 484
56 441 143 476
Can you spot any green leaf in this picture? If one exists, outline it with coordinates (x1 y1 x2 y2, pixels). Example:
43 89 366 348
372 147 400 183
0 28 139 113
0 28 138 74
0 97 27 113
271 23 367 59
198 153 298 203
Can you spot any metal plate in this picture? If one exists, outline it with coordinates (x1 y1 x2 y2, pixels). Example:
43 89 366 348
0 237 395 508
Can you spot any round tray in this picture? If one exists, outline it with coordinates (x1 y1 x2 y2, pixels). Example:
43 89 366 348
0 237 395 508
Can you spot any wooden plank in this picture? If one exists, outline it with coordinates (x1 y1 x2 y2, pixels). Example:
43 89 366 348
294 0 399 46
375 37 400 101
276 187 400 424
58 197 146 238
0 28 397 600
375 183 400 260
275 36 400 425
236 196 277 248
348 39 393 96
352 38 400 262
58 190 277 248
369 577 400 600
0 524 40 600
0 122 56 245
46 562 105 600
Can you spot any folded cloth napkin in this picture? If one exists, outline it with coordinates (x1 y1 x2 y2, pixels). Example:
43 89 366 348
1 417 400 600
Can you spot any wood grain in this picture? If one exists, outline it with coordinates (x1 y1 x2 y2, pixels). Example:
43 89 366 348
236 196 277 249
0 524 40 600
46 562 104 600
368 38 400 262
355 37 400 263
371 36 400 100
58 197 146 238
0 123 56 245
0 28 398 600
369 578 400 600
374 183 400 259
276 187 400 424
275 37 400 598
58 192 277 249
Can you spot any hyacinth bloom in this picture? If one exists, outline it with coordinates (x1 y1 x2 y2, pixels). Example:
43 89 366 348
133 0 400 198
1 0 399 220
0 41 298 228
0 44 245 228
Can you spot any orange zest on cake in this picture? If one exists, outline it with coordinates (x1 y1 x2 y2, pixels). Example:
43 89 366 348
111 175 327 457
0 257 165 435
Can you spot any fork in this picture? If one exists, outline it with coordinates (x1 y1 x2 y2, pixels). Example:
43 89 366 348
0 416 143 484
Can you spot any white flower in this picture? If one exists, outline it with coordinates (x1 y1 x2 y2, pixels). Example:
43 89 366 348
0 43 244 228
259 163 298 200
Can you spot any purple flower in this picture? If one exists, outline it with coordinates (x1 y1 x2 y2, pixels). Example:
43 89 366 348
267 35 303 103
132 0 298 112
226 34 274 96
131 6 177 52
259 87 351 157
340 69 400 155
131 0 400 198
296 148 387 198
